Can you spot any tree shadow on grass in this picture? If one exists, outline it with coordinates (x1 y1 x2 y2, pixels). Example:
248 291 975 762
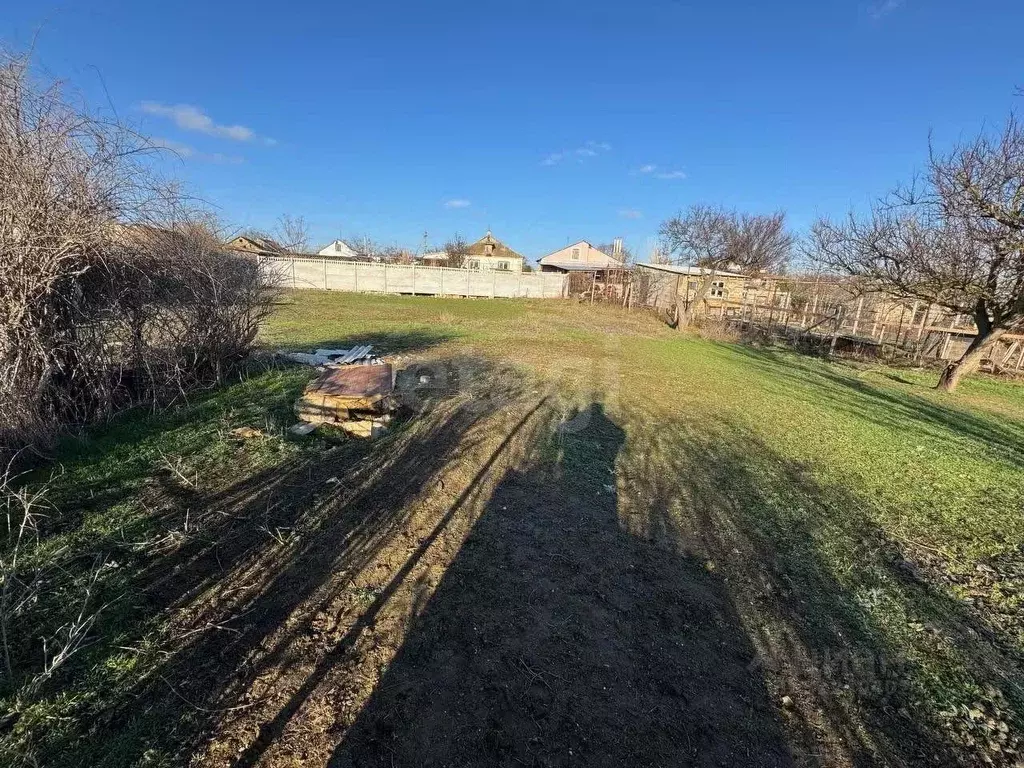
180 397 1023 768
725 344 1024 469
1 356 533 767
618 409 1024 766
10 346 1024 766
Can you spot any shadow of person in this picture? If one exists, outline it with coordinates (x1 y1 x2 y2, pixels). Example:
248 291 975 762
330 403 792 767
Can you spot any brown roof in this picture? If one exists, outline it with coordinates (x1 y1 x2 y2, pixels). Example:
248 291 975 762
465 231 524 260
226 235 287 255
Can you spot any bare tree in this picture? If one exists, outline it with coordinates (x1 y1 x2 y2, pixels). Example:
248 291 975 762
341 236 374 261
274 214 310 254
730 213 793 274
443 233 470 269
659 206 792 326
811 115 1024 392
341 236 405 263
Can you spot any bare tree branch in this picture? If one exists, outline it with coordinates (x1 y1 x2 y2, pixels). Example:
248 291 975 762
809 114 1024 391
274 214 310 254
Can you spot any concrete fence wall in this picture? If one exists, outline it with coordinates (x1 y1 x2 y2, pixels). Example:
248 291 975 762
259 256 566 299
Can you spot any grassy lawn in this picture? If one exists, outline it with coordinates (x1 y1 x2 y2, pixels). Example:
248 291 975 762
3 290 1024 766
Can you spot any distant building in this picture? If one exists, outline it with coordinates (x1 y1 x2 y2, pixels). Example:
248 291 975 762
635 263 749 310
225 235 287 256
464 231 525 272
317 240 360 259
418 251 450 266
538 240 622 273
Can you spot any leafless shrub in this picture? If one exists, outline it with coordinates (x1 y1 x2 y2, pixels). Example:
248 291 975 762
443 233 470 269
0 51 279 451
690 317 743 343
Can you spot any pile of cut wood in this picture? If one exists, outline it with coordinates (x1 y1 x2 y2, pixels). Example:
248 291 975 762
286 346 398 438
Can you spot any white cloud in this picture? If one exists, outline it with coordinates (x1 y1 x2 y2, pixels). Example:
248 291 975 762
150 137 243 165
618 208 643 219
542 140 611 166
141 102 270 144
868 0 904 19
444 198 471 209
635 163 685 179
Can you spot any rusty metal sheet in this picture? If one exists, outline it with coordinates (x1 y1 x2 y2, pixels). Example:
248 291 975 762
307 363 393 399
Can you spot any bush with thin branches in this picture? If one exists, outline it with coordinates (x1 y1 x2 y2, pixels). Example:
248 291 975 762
0 52 279 451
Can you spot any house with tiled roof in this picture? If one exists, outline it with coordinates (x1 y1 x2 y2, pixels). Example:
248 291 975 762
464 231 525 273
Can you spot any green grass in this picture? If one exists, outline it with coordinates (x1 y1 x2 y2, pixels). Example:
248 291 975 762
3 290 1024 766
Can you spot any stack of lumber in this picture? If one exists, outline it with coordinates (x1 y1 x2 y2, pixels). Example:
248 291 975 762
294 363 396 438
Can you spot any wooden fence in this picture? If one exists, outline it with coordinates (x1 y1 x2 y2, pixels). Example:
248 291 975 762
622 266 1024 373
702 294 1024 373
259 255 567 299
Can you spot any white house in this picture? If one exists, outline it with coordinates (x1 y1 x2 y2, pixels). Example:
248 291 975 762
463 231 525 273
317 240 360 259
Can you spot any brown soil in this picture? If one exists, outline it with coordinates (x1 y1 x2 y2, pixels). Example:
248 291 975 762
157 379 792 767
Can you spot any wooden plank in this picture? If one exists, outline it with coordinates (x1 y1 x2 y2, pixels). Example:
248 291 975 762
294 399 351 424
336 419 388 439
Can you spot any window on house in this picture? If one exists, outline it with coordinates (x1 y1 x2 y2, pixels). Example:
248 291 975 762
571 248 580 260
497 261 509 271
485 244 494 254
709 280 726 298
468 259 479 269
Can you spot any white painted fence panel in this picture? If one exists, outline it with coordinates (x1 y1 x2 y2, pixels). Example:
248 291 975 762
260 256 566 299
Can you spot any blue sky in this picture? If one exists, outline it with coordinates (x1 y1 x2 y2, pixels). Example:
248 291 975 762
4 0 1023 262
